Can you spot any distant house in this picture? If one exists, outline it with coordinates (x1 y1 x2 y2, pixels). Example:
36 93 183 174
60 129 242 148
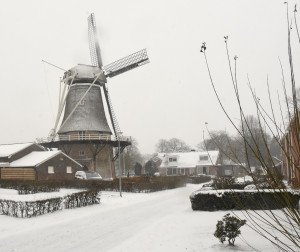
216 158 246 177
282 116 300 186
0 143 83 180
158 150 221 176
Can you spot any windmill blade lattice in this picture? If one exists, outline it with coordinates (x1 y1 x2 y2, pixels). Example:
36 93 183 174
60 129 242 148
103 49 149 78
88 13 103 68
103 84 122 137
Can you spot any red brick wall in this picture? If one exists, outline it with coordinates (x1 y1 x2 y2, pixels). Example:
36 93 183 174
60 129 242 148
59 143 115 179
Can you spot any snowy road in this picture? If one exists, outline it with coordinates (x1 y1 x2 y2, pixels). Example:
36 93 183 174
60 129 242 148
0 184 279 252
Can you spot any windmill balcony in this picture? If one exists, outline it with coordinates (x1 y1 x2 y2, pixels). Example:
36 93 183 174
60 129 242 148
37 133 131 147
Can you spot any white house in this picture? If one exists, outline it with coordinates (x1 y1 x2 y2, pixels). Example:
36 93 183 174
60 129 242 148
158 150 220 176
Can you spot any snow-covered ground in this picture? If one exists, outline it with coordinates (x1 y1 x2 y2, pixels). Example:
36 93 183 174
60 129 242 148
0 184 290 252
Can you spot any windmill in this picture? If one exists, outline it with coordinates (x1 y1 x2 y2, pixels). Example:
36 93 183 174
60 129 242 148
40 13 149 178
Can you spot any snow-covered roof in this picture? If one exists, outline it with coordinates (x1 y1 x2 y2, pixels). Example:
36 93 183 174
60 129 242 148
0 143 37 158
159 151 220 168
9 151 61 167
9 150 83 168
5 149 83 168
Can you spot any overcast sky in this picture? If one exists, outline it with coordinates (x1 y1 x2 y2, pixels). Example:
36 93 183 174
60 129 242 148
0 0 299 154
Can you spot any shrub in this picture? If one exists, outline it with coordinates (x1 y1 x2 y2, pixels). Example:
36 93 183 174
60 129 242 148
214 213 246 246
212 176 253 190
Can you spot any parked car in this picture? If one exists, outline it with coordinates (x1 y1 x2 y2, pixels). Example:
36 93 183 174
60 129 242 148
75 171 102 180
199 183 214 191
244 184 257 190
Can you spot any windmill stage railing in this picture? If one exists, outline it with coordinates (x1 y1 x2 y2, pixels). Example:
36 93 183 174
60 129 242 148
37 134 131 144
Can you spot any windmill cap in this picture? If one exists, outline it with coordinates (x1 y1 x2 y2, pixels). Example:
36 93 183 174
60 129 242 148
64 64 106 85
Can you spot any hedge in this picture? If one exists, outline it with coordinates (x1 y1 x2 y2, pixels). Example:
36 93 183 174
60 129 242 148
0 190 100 218
0 176 186 193
190 189 300 211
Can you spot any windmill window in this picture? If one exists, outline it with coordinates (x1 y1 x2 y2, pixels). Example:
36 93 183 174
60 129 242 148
169 157 177 162
66 166 72 173
79 151 85 156
48 166 54 174
79 131 86 140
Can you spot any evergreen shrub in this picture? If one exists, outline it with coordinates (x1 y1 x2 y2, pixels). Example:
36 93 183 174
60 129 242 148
190 190 300 211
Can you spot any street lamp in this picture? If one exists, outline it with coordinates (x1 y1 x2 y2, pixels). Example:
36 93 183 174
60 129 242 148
117 132 122 197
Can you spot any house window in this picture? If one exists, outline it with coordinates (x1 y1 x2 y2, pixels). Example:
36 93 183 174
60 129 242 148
169 157 177 162
167 168 172 175
203 167 207 174
197 167 202 174
79 150 85 156
225 169 232 175
48 166 54 174
200 155 208 161
172 168 177 175
180 168 185 175
66 166 72 173
78 131 86 140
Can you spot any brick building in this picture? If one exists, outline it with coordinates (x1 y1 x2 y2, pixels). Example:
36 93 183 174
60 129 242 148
0 143 82 180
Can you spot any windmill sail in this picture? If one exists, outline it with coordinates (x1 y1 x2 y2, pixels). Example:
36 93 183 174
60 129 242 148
103 49 149 78
103 84 121 136
88 13 103 68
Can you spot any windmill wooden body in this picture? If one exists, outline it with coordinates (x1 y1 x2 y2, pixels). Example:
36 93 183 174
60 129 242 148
39 13 149 178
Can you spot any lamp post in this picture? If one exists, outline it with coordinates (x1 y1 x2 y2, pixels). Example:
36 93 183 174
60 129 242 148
118 132 122 197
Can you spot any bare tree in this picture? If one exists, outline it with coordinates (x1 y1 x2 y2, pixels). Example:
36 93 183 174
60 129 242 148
122 138 143 173
199 3 300 250
199 130 243 163
155 139 171 153
238 115 272 167
155 138 191 153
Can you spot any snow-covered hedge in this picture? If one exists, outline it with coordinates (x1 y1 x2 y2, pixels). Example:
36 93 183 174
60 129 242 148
0 190 100 218
0 180 60 194
190 189 300 211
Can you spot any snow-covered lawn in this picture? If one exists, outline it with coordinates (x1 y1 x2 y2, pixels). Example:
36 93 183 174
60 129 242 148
0 184 290 251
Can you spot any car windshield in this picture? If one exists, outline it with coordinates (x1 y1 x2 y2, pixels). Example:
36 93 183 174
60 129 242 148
85 172 101 178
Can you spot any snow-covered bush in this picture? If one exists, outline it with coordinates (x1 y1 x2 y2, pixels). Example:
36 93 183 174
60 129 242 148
214 213 246 246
